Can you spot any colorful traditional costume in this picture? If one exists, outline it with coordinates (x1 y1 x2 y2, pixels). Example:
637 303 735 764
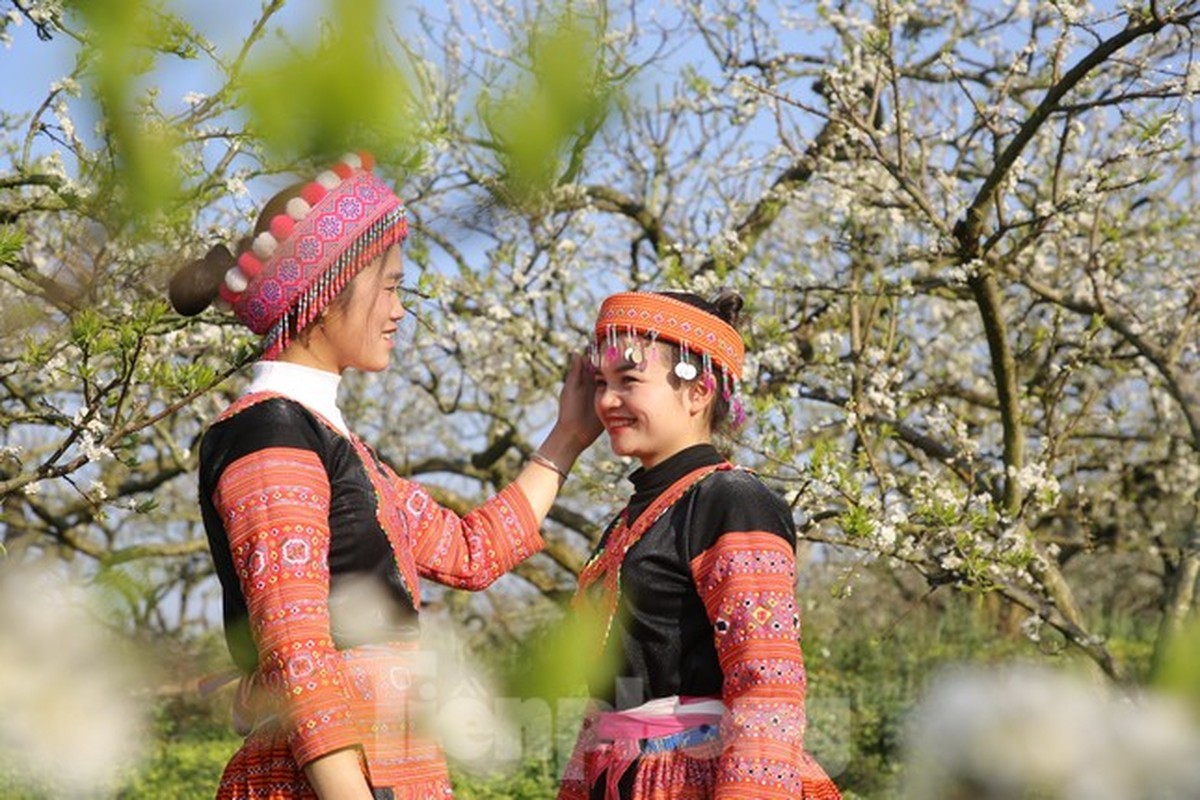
194 156 543 799
558 294 840 800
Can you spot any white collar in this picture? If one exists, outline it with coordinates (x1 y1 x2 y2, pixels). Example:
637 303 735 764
243 360 350 436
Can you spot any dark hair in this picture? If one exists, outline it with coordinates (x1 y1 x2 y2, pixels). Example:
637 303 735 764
657 289 743 328
655 289 745 433
168 183 357 343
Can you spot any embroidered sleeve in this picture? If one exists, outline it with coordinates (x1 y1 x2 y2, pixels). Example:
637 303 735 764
691 528 841 799
213 446 360 767
401 478 544 591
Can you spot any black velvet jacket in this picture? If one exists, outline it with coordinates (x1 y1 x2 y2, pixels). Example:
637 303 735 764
592 444 797 708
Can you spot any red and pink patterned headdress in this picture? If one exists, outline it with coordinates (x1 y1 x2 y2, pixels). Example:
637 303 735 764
218 151 409 360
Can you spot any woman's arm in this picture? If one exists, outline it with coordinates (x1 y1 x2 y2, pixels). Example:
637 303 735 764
511 353 604 517
303 748 374 800
691 530 813 799
403 354 602 589
214 444 363 776
687 476 841 799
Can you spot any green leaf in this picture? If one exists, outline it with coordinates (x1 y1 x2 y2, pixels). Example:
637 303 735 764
0 227 23 267
68 0 188 232
479 7 619 206
499 603 615 703
239 0 420 166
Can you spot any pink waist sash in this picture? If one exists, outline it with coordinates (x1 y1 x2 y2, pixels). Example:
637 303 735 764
588 696 724 800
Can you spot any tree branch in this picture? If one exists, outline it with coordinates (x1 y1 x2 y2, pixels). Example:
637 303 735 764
695 117 839 276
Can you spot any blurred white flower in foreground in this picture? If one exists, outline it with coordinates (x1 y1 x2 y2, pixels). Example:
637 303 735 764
328 575 527 774
0 566 147 795
902 663 1200 800
416 614 527 776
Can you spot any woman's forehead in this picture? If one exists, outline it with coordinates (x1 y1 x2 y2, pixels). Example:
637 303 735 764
598 338 672 372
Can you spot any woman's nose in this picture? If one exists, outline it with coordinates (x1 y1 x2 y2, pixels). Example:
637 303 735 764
596 386 619 410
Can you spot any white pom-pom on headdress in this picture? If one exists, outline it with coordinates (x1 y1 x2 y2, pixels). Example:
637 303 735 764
224 267 249 293
252 232 278 260
286 197 312 221
341 152 363 170
315 171 341 190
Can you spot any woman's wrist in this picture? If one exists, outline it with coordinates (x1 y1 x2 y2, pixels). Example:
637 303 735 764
543 422 594 458
528 450 570 482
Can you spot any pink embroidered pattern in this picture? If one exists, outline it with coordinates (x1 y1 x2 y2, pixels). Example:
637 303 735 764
215 446 359 768
351 440 543 593
691 531 842 800
218 152 409 360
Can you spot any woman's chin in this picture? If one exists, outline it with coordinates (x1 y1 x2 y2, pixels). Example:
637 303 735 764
607 437 646 463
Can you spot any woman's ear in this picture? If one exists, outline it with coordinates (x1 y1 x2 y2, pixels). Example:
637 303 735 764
686 372 718 417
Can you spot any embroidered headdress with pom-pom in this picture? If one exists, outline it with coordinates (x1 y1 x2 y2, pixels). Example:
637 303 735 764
217 151 408 360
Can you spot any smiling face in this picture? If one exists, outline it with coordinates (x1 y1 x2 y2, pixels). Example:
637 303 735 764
325 245 406 373
282 245 406 374
593 339 715 468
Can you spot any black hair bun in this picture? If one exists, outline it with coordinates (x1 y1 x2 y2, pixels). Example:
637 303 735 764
711 289 744 328
169 244 235 316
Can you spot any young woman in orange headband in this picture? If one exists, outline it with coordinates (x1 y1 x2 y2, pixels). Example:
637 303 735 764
558 290 840 800
171 153 601 800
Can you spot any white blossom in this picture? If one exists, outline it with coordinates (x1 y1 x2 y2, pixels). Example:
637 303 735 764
49 77 80 96
812 330 842 360
40 151 67 182
0 568 148 793
904 665 1200 799
940 554 963 570
1007 462 1061 509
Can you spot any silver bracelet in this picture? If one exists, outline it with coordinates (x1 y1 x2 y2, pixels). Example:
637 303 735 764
529 450 569 481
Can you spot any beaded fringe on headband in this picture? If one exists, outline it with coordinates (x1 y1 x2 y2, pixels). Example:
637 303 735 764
589 327 747 429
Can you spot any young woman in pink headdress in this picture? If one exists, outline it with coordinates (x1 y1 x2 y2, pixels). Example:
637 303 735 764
557 290 840 800
170 153 601 800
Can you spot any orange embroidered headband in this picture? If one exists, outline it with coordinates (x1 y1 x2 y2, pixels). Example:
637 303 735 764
593 292 745 381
